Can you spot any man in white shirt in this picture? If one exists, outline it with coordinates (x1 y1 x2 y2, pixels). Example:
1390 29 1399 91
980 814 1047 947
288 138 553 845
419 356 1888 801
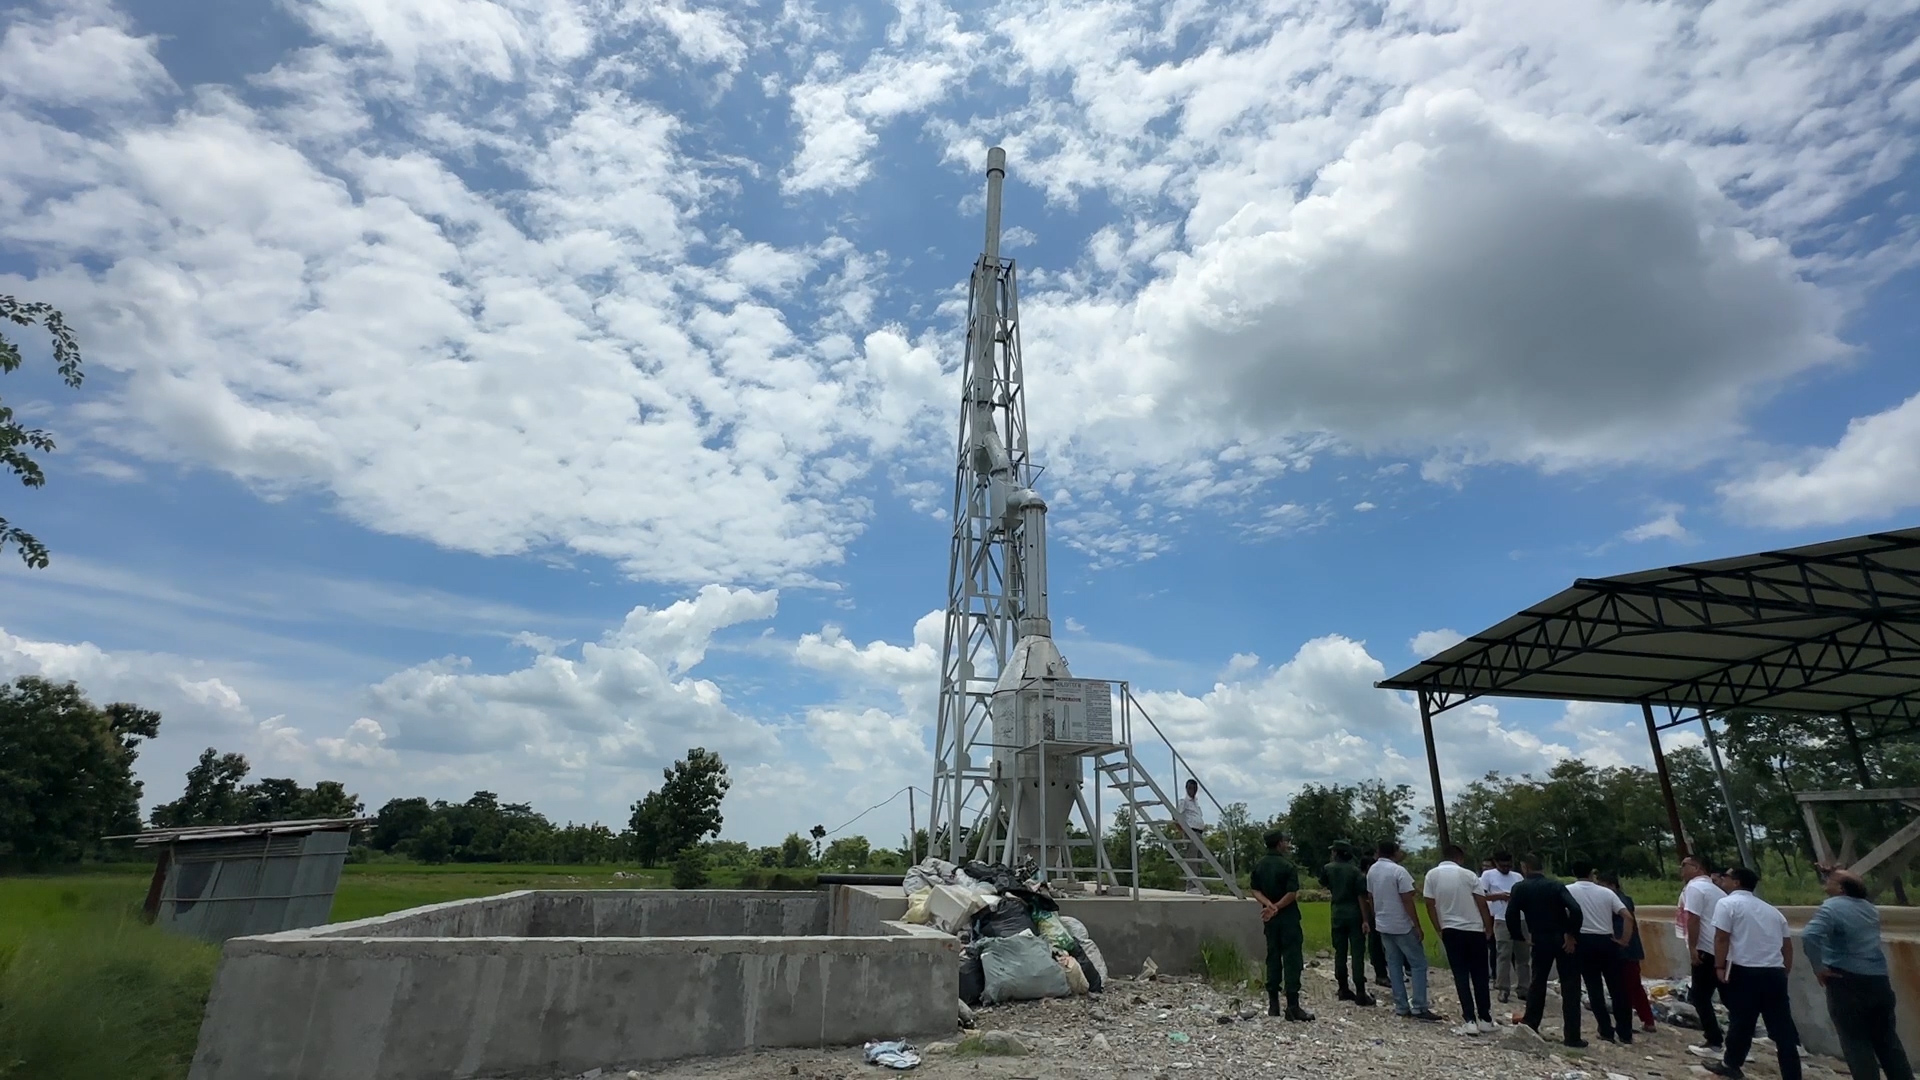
1705 865 1802 1080
1480 850 1529 1004
1680 854 1731 1056
1565 861 1637 1045
1362 840 1443 1022
1176 779 1206 894
1424 843 1496 1034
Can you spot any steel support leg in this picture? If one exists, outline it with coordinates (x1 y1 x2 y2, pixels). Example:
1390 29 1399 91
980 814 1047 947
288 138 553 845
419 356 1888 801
1420 691 1451 851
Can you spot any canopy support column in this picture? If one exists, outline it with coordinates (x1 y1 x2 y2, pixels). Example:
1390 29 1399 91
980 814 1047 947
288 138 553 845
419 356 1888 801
1419 691 1450 851
1699 712 1756 870
1642 701 1689 862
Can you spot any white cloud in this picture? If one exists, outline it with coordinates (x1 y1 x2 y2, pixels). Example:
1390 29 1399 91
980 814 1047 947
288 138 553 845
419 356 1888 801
1623 508 1691 543
1353 501 1375 512
364 586 780 761
783 2 978 193
1020 91 1841 495
1721 390 1920 527
0 8 948 588
1133 636 1584 814
0 0 171 106
1408 628 1465 658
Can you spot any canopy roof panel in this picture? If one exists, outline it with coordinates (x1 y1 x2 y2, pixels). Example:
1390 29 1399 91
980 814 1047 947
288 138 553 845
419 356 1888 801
1378 528 1920 725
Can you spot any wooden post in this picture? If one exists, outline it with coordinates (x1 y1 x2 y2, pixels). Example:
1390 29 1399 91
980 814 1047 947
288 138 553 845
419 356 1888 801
1643 702 1690 861
1420 691 1451 851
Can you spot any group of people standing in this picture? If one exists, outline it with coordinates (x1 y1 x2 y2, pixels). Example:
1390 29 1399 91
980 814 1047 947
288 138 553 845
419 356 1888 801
1242 830 1914 1080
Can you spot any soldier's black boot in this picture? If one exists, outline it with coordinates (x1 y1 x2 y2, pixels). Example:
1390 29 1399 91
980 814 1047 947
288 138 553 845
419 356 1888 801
1267 991 1281 1017
1285 994 1315 1022
1336 977 1355 1002
1354 986 1377 1007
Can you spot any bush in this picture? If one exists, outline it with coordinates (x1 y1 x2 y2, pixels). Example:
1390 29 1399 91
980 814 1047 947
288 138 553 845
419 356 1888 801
0 909 219 1080
670 847 709 889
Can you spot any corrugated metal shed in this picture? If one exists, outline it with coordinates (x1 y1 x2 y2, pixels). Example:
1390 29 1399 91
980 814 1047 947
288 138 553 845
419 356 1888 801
109 817 373 942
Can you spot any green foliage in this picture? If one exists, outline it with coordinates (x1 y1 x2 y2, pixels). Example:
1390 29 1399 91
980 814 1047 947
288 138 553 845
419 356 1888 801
627 748 731 867
779 832 813 867
0 295 84 570
1286 783 1359 882
1353 779 1414 853
821 835 871 869
670 845 710 889
0 677 156 870
149 748 363 829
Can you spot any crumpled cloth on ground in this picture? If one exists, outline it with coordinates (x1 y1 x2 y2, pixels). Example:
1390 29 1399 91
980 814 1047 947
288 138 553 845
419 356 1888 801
863 1041 921 1069
1057 952 1089 995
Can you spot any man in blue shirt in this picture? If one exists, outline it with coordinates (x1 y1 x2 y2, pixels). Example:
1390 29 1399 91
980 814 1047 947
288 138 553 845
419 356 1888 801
1804 866 1914 1080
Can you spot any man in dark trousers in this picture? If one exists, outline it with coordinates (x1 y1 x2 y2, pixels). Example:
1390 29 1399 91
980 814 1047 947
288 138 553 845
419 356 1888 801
1508 853 1586 1046
1706 864 1801 1080
1566 861 1636 1045
1251 829 1313 1021
1806 866 1914 1080
1323 840 1376 1005
1681 853 1731 1058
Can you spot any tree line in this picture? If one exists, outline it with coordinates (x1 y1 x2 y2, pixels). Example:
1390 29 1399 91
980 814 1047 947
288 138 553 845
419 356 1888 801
7 673 1917 895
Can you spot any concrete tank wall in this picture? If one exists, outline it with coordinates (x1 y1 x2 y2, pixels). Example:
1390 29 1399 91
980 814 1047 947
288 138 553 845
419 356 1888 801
1637 903 1920 1061
190 892 955 1080
307 891 537 938
529 891 827 937
1057 893 1264 978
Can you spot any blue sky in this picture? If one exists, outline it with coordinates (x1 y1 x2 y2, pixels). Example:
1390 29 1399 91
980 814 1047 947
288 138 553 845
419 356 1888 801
2 0 1918 847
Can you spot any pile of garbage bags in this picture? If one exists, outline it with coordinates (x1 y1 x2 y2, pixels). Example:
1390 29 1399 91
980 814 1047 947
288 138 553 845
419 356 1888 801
1645 978 1725 1030
900 856 1108 1008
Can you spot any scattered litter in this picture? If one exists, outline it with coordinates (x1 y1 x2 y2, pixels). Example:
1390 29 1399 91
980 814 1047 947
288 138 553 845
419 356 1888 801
1140 957 1160 981
1167 1032 1191 1046
1090 1033 1112 1054
863 1041 921 1070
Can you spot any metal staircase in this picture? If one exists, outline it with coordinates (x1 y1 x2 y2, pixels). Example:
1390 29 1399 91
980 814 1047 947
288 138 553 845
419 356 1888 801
1095 746 1242 897
990 680 1244 899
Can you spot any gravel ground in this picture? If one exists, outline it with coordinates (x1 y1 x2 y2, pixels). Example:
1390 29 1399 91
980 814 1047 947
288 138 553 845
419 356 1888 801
582 961 1844 1080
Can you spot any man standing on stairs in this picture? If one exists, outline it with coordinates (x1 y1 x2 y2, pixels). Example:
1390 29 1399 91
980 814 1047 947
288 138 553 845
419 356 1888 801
1324 840 1376 1006
1251 829 1313 1021
1178 778 1208 895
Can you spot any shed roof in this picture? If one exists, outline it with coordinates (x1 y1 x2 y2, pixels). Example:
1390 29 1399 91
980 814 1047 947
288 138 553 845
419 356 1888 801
1377 527 1920 727
104 816 374 846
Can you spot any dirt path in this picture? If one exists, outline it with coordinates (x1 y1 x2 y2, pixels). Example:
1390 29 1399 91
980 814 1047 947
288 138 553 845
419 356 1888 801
598 962 1843 1080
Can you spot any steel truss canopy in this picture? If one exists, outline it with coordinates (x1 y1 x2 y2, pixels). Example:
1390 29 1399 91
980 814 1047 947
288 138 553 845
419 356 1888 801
1378 528 1920 726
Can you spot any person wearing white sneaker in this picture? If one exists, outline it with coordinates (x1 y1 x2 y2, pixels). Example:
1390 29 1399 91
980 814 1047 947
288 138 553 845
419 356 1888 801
1424 843 1496 1034
1680 854 1731 1057
1704 865 1802 1080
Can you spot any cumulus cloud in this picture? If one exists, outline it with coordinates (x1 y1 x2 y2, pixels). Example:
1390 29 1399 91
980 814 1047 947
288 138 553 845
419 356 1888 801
1408 628 1465 658
1721 391 1920 528
1133 635 1595 809
0 3 948 588
364 586 780 762
1623 509 1691 543
1021 92 1842 491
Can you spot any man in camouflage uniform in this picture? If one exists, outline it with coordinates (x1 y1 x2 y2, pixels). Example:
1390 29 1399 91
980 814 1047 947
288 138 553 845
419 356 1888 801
1324 840 1377 1006
1251 829 1314 1021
